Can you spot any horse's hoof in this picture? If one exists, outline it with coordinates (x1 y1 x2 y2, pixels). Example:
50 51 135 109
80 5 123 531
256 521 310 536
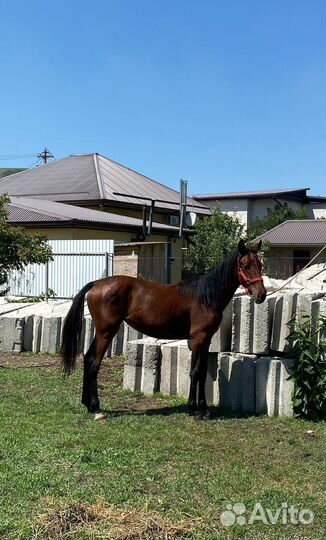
94 412 107 422
201 408 213 421
194 410 203 421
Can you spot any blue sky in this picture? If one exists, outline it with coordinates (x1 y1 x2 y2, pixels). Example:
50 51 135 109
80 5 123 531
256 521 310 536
0 0 325 196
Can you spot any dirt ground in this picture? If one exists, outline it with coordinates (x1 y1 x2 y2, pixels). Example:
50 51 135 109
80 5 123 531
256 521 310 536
0 353 173 413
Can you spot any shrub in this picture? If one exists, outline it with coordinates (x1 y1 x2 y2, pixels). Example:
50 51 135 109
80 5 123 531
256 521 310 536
286 314 326 420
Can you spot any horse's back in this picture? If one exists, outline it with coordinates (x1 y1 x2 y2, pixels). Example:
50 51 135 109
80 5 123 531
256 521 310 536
86 274 191 339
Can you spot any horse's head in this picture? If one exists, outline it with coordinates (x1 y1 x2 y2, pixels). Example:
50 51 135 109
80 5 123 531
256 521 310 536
237 239 266 304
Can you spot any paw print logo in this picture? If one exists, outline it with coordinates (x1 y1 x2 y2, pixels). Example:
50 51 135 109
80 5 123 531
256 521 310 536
220 503 246 527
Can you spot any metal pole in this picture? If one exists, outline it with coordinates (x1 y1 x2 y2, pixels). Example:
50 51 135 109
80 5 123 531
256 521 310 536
105 252 109 278
45 260 49 302
179 179 187 238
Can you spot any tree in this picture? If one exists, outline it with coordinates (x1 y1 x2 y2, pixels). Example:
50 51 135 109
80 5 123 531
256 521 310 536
246 204 308 242
185 207 244 275
0 195 52 292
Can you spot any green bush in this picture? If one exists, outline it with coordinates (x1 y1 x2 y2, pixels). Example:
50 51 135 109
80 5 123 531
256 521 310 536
286 314 326 420
184 206 244 275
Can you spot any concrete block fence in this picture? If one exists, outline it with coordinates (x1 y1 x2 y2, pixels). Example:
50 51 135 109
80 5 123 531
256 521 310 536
123 293 326 417
123 340 295 417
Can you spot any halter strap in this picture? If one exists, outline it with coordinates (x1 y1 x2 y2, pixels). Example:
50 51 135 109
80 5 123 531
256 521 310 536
237 259 264 295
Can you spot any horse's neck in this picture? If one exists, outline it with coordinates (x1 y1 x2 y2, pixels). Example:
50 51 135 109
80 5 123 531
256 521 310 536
221 263 239 310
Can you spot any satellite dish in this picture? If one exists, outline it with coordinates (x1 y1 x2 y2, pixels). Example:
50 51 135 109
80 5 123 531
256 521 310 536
185 212 197 227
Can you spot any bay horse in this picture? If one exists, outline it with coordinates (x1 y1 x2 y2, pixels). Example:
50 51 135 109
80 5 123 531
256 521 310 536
61 239 266 420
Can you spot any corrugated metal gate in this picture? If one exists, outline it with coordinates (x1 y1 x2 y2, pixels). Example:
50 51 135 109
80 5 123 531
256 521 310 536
6 239 114 299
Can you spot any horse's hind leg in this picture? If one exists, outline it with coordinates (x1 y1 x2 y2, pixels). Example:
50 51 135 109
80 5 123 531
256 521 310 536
198 352 211 420
82 327 119 415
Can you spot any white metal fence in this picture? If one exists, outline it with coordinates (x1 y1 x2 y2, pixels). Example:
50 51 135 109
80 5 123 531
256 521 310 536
5 239 114 299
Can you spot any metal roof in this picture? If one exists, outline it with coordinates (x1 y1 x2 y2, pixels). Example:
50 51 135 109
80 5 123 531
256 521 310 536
193 188 310 201
255 220 326 245
7 196 179 233
0 153 210 214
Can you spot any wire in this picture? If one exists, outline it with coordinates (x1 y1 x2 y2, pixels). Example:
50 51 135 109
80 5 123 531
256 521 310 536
0 154 37 160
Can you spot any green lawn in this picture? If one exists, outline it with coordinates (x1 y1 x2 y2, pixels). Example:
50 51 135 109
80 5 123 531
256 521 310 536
0 355 325 540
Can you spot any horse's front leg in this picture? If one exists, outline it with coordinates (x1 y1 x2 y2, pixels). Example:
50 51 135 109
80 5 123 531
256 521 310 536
188 349 200 418
198 351 211 420
187 334 210 420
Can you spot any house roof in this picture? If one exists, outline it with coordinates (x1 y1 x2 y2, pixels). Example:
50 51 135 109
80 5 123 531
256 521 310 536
7 196 180 234
193 187 310 201
255 219 326 245
0 153 209 214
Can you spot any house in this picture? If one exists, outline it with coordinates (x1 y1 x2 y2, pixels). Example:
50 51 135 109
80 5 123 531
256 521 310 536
253 219 326 279
0 153 210 283
193 188 326 230
0 153 209 224
7 196 178 283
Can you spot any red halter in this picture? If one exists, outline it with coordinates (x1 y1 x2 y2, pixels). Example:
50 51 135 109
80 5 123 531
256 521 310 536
238 258 264 295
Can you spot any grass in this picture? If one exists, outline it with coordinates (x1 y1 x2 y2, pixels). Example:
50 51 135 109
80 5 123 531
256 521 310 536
0 355 325 539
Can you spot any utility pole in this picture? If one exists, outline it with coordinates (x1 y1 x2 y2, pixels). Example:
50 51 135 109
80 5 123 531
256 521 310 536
179 179 187 238
37 147 54 164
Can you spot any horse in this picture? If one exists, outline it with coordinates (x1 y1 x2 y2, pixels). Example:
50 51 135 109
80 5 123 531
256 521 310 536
61 239 266 420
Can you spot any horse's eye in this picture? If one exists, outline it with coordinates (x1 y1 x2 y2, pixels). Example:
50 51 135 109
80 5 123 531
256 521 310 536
244 265 251 271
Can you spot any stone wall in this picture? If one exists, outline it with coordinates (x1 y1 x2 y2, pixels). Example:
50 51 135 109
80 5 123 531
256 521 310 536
123 292 326 417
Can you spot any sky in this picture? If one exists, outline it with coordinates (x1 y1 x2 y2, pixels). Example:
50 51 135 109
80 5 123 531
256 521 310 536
0 0 325 196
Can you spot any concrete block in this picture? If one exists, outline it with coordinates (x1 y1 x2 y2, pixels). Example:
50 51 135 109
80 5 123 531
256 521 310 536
217 353 256 413
127 325 144 343
107 323 125 357
124 338 161 395
265 358 282 416
231 296 254 353
126 340 145 366
141 343 161 395
279 358 294 417
40 316 62 354
23 315 34 352
311 298 326 325
258 357 294 417
252 296 276 355
271 293 298 353
209 301 232 352
123 364 142 392
296 293 315 323
205 353 219 404
32 316 43 353
160 341 179 395
83 317 94 355
176 341 192 398
0 317 24 352
255 356 271 414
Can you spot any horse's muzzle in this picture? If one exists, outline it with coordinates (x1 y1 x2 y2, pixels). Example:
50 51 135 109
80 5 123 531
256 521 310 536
255 291 267 304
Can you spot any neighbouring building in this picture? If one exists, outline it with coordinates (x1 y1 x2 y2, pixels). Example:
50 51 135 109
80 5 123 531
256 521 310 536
254 219 326 279
193 188 326 230
0 153 210 283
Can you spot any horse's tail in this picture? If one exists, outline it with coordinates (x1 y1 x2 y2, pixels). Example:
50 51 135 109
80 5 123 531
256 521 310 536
61 281 95 375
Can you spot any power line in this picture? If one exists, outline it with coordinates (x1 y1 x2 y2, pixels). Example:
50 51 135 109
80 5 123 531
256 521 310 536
0 154 37 160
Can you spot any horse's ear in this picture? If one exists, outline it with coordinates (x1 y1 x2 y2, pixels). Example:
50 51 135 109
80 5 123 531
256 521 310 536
253 239 262 253
238 239 248 256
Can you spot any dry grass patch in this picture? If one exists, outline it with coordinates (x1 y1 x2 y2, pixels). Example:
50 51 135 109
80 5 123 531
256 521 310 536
32 500 192 540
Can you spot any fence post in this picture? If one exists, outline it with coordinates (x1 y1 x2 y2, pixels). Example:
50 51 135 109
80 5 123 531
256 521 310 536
105 252 110 278
45 260 49 302
110 253 114 276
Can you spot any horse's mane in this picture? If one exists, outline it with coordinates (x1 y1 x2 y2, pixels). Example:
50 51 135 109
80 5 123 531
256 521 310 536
177 250 240 310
